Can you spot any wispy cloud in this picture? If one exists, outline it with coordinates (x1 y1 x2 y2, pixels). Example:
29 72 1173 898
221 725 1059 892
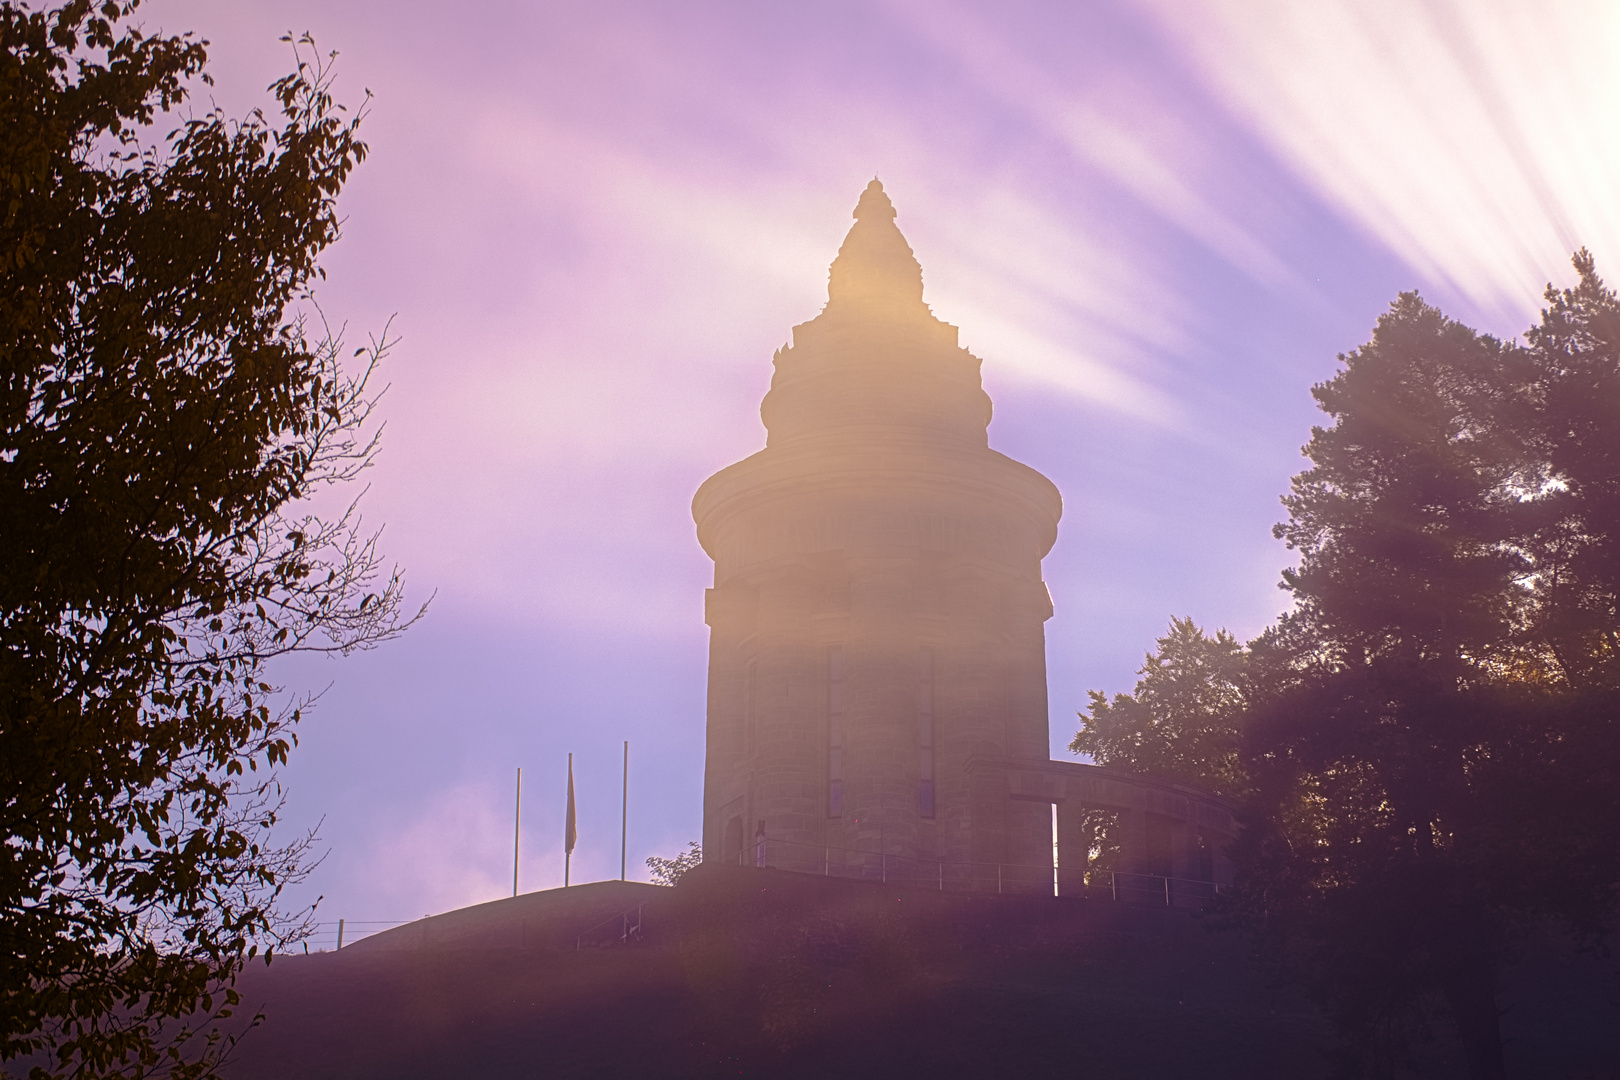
348 783 512 918
1140 0 1620 325
463 72 1189 426
883 0 1309 297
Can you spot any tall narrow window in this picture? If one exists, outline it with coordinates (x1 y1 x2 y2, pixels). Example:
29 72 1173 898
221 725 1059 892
826 646 844 817
919 647 936 818
744 659 757 757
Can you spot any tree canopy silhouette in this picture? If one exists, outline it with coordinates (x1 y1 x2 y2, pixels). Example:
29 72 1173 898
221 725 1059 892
1071 616 1247 797
1 3 419 1077
1076 256 1620 1080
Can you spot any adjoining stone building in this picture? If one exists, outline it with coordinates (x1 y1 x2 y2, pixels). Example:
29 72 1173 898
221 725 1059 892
693 181 1234 899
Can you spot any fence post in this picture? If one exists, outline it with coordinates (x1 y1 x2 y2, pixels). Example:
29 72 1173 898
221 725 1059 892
1111 872 1117 902
1164 876 1171 907
997 865 1002 894
938 860 943 891
824 846 829 876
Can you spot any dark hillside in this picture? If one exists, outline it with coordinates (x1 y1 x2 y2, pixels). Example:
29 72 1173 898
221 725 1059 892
219 866 1615 1079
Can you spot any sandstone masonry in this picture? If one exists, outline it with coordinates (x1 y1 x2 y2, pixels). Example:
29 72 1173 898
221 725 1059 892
694 181 1233 897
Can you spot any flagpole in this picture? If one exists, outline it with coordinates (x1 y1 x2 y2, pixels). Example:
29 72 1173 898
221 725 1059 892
513 766 522 897
620 740 629 881
564 752 576 888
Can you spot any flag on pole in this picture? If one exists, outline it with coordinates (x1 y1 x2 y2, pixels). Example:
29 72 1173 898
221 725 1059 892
513 767 522 898
565 753 577 856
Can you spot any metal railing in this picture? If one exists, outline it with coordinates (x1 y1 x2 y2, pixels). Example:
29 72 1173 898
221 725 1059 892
731 836 1227 908
299 835 1226 956
575 901 647 949
303 919 410 952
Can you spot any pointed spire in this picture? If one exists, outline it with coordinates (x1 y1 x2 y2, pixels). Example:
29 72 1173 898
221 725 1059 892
827 179 924 308
853 177 897 221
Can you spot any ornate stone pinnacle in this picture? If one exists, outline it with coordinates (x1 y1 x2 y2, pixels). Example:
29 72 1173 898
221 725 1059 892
827 179 923 307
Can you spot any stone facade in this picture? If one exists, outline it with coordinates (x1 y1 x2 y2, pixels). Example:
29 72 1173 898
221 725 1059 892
693 181 1233 895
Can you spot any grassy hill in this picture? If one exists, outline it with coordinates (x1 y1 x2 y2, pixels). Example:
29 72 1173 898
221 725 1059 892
218 865 1616 1079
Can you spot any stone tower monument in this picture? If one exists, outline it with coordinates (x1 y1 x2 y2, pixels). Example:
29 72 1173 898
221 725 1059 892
693 180 1064 889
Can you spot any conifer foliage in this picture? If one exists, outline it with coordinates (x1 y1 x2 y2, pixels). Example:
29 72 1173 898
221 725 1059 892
1077 258 1620 1079
1 4 417 1077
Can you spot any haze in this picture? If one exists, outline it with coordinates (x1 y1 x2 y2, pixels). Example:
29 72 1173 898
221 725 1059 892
131 0 1620 930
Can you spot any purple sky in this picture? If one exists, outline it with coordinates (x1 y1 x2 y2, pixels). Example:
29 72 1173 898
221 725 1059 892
138 0 1620 931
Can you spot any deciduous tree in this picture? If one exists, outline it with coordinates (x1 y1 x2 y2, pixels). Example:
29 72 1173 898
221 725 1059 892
1 4 419 1077
1070 616 1248 797
647 842 703 887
